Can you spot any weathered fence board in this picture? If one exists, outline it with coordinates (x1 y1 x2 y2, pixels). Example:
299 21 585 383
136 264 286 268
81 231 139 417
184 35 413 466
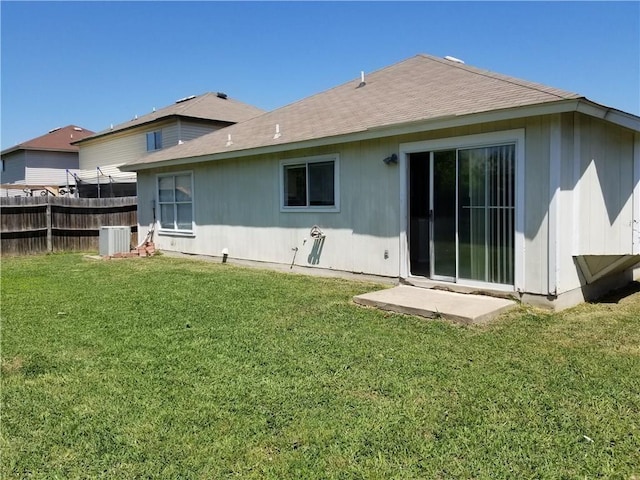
1 197 138 255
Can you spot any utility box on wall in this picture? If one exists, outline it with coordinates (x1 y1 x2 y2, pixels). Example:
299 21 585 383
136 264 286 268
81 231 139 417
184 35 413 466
99 226 131 256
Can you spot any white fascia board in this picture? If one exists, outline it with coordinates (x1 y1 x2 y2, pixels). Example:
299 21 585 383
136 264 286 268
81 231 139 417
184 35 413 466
576 101 640 132
75 118 178 146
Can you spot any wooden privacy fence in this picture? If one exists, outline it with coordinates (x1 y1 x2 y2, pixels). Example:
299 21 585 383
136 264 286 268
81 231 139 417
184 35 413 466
1 196 138 255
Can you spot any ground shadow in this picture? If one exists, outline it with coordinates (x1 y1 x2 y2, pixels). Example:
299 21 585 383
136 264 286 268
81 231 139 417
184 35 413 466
592 281 640 304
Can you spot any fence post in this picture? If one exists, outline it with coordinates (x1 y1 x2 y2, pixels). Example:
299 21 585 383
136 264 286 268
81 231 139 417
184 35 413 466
46 200 52 252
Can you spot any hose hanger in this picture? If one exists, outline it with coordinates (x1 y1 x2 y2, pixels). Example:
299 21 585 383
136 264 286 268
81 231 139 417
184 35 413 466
310 225 325 239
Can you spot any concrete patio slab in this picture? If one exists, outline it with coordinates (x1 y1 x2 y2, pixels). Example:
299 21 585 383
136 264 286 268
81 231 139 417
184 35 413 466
353 285 517 324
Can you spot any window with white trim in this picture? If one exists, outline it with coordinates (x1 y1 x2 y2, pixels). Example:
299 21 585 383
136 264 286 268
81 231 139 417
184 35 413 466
157 173 193 233
146 130 162 151
281 155 339 211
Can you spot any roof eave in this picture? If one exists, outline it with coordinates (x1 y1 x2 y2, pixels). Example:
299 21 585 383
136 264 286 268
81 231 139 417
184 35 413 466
1 146 22 156
72 114 231 145
1 146 79 156
123 98 640 172
574 100 640 132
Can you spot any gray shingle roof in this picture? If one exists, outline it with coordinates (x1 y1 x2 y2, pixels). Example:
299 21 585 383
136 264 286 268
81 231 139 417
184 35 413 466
126 54 582 168
75 92 266 143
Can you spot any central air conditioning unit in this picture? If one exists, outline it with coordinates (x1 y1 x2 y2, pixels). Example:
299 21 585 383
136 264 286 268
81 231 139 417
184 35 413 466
99 226 131 256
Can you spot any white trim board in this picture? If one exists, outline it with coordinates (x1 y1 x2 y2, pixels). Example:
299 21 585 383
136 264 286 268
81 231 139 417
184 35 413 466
634 132 640 255
548 115 562 295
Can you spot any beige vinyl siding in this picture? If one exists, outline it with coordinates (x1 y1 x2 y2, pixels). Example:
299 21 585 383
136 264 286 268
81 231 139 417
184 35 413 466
160 123 180 148
24 151 79 185
1 151 26 184
179 121 220 142
80 132 147 171
79 120 175 171
156 122 220 148
79 120 225 174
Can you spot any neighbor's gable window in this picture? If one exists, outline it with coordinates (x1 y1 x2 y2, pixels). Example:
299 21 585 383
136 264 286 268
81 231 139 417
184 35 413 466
282 155 339 211
157 173 193 233
146 130 162 151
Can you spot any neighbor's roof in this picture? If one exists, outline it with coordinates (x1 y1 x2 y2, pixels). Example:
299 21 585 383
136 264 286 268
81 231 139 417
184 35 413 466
1 125 95 156
74 92 266 144
124 54 635 170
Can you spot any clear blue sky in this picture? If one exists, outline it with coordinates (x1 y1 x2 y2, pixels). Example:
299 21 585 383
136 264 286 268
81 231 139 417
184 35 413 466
1 1 638 149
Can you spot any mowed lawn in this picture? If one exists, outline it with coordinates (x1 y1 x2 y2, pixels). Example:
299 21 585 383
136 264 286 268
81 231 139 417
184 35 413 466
1 254 639 479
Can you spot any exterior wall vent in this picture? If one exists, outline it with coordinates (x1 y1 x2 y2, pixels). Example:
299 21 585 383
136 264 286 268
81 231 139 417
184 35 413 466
175 95 197 104
444 55 465 64
99 226 131 256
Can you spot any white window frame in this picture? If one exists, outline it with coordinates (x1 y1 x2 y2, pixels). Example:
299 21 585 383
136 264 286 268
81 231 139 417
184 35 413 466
399 129 525 292
280 154 340 212
146 130 162 151
156 171 195 236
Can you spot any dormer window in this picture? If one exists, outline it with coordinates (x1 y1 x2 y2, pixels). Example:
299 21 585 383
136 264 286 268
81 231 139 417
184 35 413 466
146 130 162 151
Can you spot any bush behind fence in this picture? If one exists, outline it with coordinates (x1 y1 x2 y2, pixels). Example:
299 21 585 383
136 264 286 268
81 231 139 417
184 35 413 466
1 196 138 255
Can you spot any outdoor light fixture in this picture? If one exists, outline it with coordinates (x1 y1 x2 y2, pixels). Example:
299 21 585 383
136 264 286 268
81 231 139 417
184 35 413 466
383 153 398 165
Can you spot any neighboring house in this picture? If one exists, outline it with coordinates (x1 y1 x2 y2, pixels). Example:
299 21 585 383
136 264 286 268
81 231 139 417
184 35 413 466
123 54 640 309
1 125 94 196
72 92 265 197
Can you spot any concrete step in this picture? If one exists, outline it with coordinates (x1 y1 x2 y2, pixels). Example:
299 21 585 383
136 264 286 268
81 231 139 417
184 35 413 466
353 285 516 324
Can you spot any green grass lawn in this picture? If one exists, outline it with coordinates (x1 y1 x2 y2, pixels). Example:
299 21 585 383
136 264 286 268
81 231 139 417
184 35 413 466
1 254 639 479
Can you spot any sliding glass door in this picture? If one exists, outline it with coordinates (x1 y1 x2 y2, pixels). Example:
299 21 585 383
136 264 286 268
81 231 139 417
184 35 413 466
457 145 514 285
431 150 456 280
420 144 515 286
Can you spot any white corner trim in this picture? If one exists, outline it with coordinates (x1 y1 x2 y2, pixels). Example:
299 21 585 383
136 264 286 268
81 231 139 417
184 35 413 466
572 113 581 256
514 131 526 293
548 115 562 295
633 132 640 255
399 152 409 278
